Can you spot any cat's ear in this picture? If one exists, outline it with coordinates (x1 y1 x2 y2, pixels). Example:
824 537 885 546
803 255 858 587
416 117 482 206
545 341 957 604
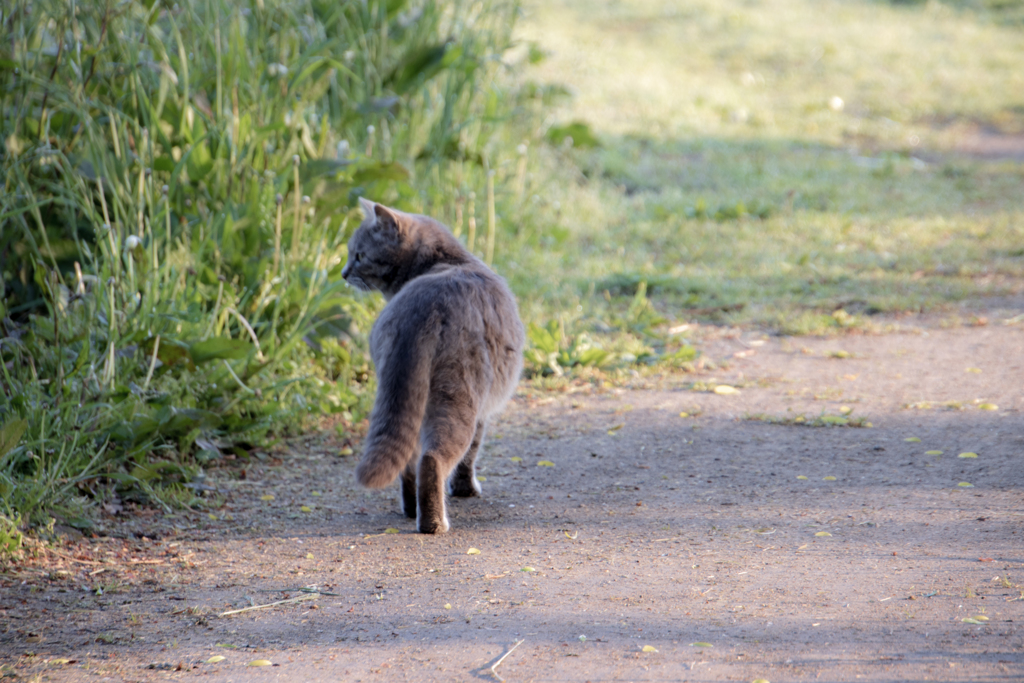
358 197 376 221
373 203 402 234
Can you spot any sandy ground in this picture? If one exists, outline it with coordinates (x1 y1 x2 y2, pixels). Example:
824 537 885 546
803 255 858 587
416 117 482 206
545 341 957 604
1 318 1023 682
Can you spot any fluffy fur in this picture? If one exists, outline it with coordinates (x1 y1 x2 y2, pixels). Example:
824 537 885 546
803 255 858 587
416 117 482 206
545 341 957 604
342 198 525 533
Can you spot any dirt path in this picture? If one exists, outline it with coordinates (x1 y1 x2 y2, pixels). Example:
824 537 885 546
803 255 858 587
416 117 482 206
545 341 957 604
2 320 1023 682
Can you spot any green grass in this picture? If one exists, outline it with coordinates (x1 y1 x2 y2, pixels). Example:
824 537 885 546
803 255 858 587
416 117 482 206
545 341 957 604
0 0 521 531
503 0 1024 336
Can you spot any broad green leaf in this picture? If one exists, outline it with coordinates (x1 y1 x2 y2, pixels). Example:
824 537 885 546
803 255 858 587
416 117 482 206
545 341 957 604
527 322 560 354
547 121 601 148
0 418 28 460
130 460 194 483
300 158 353 182
142 336 193 369
152 156 175 172
669 344 698 362
68 340 91 377
386 43 463 95
351 161 411 184
189 337 254 364
577 347 613 367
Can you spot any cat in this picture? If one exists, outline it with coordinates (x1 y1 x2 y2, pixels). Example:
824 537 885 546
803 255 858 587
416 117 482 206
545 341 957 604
341 198 525 533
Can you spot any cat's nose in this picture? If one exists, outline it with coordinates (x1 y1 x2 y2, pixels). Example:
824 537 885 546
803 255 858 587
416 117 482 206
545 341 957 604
341 261 352 280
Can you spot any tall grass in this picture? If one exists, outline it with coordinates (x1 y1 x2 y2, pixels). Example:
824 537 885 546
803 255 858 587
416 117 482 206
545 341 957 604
0 0 522 528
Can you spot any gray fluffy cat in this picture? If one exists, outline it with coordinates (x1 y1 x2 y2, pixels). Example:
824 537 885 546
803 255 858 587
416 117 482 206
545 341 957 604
342 198 525 533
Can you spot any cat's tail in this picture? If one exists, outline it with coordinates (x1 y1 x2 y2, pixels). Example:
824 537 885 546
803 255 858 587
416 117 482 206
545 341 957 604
355 328 437 489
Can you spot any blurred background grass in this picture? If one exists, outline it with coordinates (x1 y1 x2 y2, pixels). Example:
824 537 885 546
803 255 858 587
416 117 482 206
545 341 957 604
1 0 1023 533
510 0 1024 334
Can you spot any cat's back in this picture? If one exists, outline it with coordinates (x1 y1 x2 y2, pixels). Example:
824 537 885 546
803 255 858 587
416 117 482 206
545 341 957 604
379 260 523 347
372 259 523 410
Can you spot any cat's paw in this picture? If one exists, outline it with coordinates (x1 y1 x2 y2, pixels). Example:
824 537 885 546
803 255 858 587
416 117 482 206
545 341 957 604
449 477 481 498
417 516 450 534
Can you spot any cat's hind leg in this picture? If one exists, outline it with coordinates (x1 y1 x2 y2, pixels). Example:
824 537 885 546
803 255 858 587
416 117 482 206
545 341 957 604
449 419 486 498
417 405 477 534
400 460 418 519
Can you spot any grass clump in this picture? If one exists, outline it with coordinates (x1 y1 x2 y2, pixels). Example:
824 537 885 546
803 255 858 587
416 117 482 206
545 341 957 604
0 0 520 526
522 283 700 377
0 512 24 560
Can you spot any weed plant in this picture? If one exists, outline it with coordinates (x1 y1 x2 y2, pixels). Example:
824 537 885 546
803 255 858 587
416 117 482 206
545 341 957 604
0 0 521 530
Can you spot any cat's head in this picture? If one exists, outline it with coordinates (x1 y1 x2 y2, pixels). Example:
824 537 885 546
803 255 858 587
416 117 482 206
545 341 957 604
343 198 467 297
341 198 407 294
